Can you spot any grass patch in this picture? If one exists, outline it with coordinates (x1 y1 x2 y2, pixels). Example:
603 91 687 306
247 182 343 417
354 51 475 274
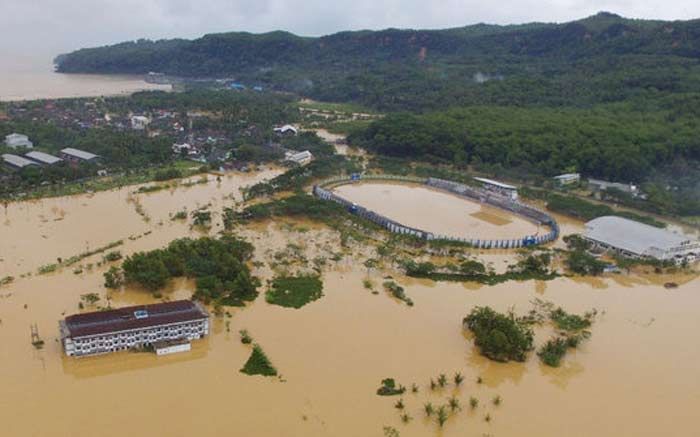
265 274 324 309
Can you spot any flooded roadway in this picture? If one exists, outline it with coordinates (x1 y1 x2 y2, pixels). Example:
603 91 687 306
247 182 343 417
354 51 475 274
0 170 698 437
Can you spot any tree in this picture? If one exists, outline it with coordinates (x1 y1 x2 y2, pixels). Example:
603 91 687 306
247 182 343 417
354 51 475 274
463 306 534 362
103 266 124 289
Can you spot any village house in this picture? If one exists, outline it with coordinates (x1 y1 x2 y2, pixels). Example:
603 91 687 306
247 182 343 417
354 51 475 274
553 173 581 186
59 300 209 357
284 150 313 165
130 115 151 130
4 133 33 149
172 142 198 157
273 124 298 136
588 178 646 199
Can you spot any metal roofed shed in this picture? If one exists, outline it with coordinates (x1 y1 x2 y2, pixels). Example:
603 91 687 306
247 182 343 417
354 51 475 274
2 153 39 169
584 216 700 263
473 177 519 200
60 147 100 162
25 150 63 165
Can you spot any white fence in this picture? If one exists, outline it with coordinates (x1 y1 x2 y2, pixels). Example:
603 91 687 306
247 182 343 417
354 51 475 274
314 174 559 248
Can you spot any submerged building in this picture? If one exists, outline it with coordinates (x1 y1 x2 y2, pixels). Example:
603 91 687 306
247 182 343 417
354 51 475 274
59 300 209 357
584 216 700 263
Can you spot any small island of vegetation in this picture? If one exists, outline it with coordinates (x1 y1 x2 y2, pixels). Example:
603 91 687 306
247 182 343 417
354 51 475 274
265 274 324 309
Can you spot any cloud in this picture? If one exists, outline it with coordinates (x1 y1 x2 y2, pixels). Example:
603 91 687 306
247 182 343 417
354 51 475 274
1 0 698 60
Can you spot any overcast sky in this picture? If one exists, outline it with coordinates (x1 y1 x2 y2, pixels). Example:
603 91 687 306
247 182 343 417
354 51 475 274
1 0 698 68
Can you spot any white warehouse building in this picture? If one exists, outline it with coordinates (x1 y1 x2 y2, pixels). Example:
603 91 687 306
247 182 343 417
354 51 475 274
59 300 209 357
584 216 700 263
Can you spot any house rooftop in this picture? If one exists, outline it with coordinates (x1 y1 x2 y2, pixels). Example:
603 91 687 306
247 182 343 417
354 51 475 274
63 300 209 338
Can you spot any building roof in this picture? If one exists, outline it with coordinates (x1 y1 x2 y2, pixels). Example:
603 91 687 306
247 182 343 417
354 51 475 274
63 300 209 338
2 153 38 168
25 151 62 165
274 124 298 134
5 133 29 140
554 173 580 180
473 177 517 190
60 147 99 160
584 216 693 257
285 150 312 162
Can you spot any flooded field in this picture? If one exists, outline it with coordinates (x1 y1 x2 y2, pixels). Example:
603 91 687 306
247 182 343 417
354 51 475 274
333 182 542 240
0 170 699 437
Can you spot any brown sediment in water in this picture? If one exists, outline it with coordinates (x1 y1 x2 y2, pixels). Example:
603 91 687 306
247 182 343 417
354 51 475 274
0 172 698 436
332 182 541 240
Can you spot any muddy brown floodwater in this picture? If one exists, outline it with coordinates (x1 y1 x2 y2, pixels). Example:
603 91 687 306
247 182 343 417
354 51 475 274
0 170 698 437
333 182 541 240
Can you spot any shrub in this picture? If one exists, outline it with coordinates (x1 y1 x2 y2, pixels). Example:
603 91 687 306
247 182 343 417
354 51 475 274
377 378 406 396
463 306 534 362
382 280 413 306
240 344 277 376
103 266 124 289
102 251 122 262
538 338 569 367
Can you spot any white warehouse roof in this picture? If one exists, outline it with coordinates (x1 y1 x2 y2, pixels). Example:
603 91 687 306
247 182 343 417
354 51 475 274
60 148 99 161
25 151 62 165
474 177 517 190
584 216 696 259
2 153 38 169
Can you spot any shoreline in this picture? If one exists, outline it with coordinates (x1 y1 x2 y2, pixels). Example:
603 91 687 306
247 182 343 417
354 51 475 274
0 71 172 102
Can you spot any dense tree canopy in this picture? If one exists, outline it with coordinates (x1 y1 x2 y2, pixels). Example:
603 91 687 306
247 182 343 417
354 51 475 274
121 236 259 305
349 106 700 182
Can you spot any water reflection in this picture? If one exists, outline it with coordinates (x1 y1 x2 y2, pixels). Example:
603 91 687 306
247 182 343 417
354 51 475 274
61 338 210 379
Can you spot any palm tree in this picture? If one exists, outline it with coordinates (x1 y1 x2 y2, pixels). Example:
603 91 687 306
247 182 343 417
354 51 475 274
424 402 435 417
437 374 447 388
454 372 464 386
411 383 419 393
436 406 449 428
493 395 502 406
394 398 405 410
485 413 492 423
400 413 412 424
469 397 479 409
430 378 437 391
476 376 483 384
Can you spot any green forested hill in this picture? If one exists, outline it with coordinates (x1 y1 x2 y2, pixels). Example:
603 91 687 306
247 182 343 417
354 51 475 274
53 12 700 214
56 12 700 111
